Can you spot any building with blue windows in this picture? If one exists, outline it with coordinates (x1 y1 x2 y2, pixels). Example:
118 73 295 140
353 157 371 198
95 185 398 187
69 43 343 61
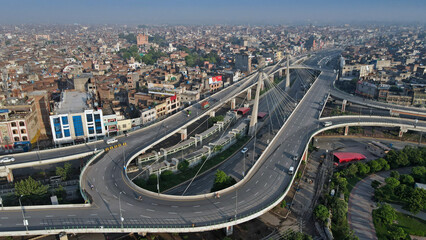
49 91 106 145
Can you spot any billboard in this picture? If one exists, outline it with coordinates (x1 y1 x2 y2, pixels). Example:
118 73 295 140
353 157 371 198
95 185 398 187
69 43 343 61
208 76 222 85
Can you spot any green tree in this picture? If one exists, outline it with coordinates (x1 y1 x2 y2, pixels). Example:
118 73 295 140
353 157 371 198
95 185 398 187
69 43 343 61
368 160 382 172
331 199 348 223
377 158 390 171
211 170 236 192
385 177 400 189
388 226 407 240
54 185 67 203
390 171 400 180
56 163 72 181
411 166 426 183
15 177 49 197
356 162 370 176
405 188 425 214
375 203 397 225
160 170 173 180
280 200 287 208
314 204 330 224
346 164 358 177
399 174 414 185
178 160 189 172
147 174 158 185
336 176 348 191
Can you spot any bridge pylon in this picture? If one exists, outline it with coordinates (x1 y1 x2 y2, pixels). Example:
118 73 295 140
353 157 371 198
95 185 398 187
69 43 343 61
248 72 264 136
285 55 290 90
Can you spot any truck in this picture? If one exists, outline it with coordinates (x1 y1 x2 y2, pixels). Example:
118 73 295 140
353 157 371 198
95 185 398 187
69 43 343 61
201 101 210 110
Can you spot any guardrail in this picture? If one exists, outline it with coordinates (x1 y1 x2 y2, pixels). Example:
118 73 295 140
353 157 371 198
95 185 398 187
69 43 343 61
79 150 105 204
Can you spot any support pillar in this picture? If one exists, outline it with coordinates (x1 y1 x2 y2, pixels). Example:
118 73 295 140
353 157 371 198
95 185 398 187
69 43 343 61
285 55 290 89
230 98 236 109
399 127 407 138
225 226 234 236
279 69 283 78
160 148 167 161
195 134 202 146
6 168 13 183
190 136 197 147
179 128 187 140
344 126 349 136
342 99 347 113
209 111 215 117
247 89 252 101
249 72 264 136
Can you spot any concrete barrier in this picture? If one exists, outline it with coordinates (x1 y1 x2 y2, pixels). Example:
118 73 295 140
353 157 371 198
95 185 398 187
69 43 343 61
7 152 95 170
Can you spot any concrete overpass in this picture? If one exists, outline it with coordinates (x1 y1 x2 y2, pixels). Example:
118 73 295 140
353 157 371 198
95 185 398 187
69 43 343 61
4 50 423 236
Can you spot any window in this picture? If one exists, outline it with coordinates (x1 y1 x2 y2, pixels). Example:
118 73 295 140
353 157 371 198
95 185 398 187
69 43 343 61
22 136 28 141
12 130 18 134
19 121 25 127
21 129 26 134
11 122 16 127
63 129 70 137
61 116 68 125
72 116 84 137
88 127 94 134
14 137 19 141
86 114 93 122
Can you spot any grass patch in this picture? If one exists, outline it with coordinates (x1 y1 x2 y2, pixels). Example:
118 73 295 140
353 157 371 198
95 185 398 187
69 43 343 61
395 212 426 237
135 136 250 192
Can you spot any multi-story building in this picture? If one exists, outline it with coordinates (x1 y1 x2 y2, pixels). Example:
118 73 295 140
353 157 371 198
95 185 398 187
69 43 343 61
0 98 40 149
49 91 106 144
235 53 252 73
141 108 157 125
137 33 149 46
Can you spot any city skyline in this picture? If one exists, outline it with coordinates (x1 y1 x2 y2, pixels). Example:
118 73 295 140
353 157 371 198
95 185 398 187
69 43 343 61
0 0 425 25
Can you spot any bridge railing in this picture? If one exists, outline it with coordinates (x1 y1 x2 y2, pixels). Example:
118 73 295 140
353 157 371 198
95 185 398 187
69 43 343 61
79 150 105 204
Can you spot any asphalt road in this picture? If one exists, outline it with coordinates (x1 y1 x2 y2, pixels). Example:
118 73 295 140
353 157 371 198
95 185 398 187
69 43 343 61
3 50 425 235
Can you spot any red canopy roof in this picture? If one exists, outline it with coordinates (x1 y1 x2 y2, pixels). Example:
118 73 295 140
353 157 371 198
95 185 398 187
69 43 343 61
258 112 268 118
333 152 366 163
235 107 250 115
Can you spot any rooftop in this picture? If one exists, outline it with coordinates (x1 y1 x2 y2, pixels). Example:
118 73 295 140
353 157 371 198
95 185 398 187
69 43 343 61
55 91 88 114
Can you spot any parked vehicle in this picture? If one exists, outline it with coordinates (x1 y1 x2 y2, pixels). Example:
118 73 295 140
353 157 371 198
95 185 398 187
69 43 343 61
288 166 294 175
292 154 299 161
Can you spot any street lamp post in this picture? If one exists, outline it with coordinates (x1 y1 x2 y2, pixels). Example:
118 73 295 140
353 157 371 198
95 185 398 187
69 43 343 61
119 192 124 230
18 195 28 232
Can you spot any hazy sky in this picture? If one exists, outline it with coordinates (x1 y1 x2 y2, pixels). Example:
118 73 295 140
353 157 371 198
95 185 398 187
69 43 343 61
0 0 425 25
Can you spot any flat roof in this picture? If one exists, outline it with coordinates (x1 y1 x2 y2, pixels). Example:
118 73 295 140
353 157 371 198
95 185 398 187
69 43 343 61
56 91 88 114
333 152 366 163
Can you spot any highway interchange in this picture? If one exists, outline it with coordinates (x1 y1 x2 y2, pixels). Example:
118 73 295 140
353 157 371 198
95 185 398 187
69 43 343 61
1 50 426 235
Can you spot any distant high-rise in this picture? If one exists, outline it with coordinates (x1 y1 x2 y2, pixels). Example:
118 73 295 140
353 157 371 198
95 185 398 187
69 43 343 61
235 54 251 73
137 33 149 46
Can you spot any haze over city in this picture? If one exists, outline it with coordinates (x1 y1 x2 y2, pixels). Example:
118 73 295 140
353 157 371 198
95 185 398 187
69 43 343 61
0 0 425 24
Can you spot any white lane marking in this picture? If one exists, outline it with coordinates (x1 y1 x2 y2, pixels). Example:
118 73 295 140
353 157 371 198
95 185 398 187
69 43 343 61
114 182 117 187
113 195 117 199
171 205 178 208
264 183 268 187
232 196 236 199
219 207 225 210
45 215 54 218
246 188 251 192
1 217 8 219
140 215 151 218
67 215 76 217
168 212 177 215
261 172 264 176
165 218 175 221
193 205 200 208
112 174 114 178
269 175 272 179
195 211 203 214
16 223 23 226
239 200 245 204
146 209 155 212
105 186 108 190
274 167 277 171
102 176 104 180
122 191 126 195
255 180 259 184
214 202 221 205
254 192 259 196
151 203 158 206
126 203 134 206
90 214 97 216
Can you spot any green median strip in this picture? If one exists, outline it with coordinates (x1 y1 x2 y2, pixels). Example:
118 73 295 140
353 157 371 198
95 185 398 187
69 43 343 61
134 136 250 193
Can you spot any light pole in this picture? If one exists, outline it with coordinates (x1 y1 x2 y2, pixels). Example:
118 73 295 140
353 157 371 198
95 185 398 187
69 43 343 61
118 192 124 229
19 195 28 232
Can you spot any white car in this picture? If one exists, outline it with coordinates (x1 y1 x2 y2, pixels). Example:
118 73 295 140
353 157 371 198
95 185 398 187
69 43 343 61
241 147 249 154
0 157 15 164
106 138 118 145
